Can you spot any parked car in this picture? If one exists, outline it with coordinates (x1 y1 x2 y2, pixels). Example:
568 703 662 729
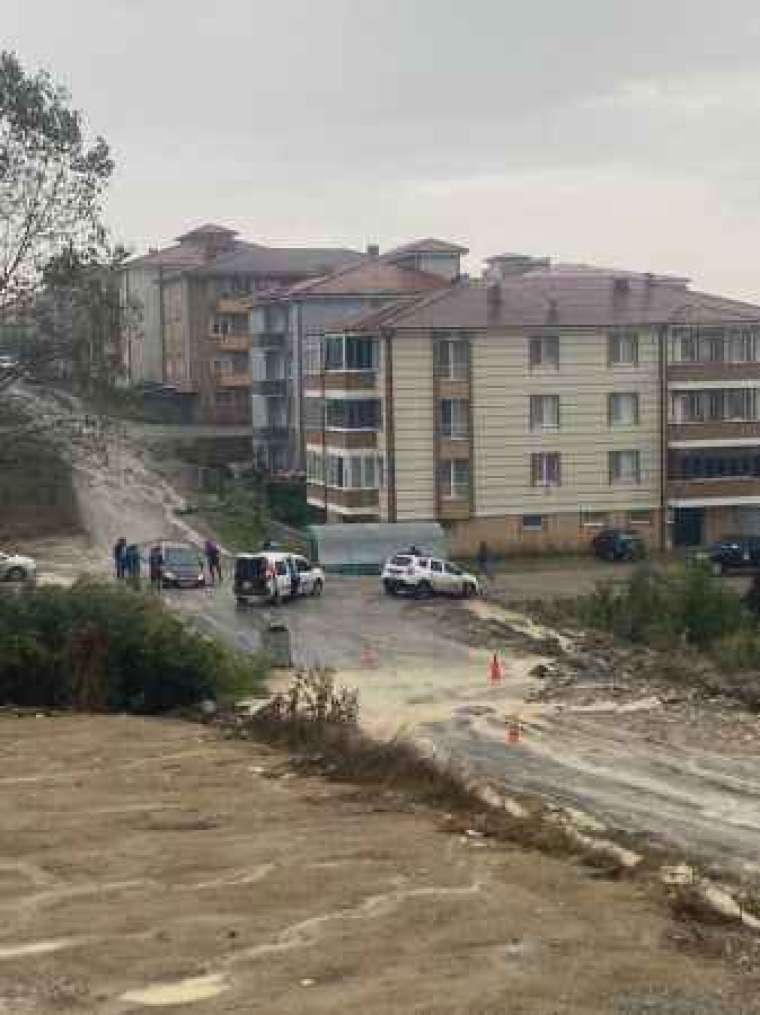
590 529 646 563
0 550 36 582
159 542 206 589
698 536 760 576
234 551 325 606
381 550 479 598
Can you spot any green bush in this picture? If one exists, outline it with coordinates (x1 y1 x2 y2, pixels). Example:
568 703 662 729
580 562 747 650
0 580 266 712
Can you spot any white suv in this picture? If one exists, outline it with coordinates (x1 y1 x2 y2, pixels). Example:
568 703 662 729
382 551 479 599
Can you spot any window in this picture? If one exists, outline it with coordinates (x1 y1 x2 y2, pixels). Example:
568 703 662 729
316 452 381 489
440 398 468 439
529 336 559 369
304 336 321 376
439 460 470 499
430 560 443 573
670 389 758 424
322 335 377 371
728 329 757 363
530 452 561 487
628 510 653 525
609 392 639 426
325 399 381 430
445 562 462 575
581 511 608 528
434 338 469 379
211 315 230 336
306 451 324 482
609 450 641 485
608 330 639 366
521 514 544 532
529 394 560 430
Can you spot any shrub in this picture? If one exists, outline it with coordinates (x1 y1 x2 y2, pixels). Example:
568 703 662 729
0 580 266 712
579 562 747 650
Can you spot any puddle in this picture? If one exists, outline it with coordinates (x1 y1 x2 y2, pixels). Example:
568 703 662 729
0 937 84 960
120 974 229 1006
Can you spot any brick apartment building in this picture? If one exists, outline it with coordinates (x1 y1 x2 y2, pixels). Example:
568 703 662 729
298 254 760 554
120 224 363 424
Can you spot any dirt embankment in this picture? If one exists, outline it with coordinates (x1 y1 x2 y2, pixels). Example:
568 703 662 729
0 714 757 1015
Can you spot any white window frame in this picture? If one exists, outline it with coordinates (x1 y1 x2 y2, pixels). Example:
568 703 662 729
529 335 560 370
434 338 469 380
440 398 468 439
530 452 561 487
521 514 545 532
608 392 640 427
609 449 641 485
439 459 470 500
608 330 639 367
529 394 560 430
581 511 609 528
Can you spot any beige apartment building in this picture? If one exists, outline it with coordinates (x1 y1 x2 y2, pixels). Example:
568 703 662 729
303 257 760 554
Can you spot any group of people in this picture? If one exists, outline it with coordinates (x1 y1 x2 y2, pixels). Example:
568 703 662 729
112 537 223 589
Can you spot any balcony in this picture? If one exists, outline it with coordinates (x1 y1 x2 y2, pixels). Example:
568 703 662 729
305 430 377 450
251 377 286 396
212 333 250 352
669 421 760 444
213 372 250 389
253 424 289 442
669 477 760 503
216 296 252 314
304 371 377 393
251 331 286 349
669 362 760 383
306 485 379 512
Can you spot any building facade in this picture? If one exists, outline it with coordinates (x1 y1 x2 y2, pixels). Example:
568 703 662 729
250 239 467 472
120 224 363 425
302 260 760 553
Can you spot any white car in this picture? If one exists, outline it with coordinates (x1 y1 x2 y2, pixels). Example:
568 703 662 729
382 551 479 599
0 550 37 582
234 551 325 606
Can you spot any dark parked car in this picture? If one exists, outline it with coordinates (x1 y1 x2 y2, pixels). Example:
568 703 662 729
701 536 760 576
159 542 206 589
590 528 646 563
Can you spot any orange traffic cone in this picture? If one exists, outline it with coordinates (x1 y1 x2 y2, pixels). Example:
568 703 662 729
489 652 503 685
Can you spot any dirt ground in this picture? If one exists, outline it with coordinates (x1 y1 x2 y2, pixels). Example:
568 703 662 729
0 714 756 1015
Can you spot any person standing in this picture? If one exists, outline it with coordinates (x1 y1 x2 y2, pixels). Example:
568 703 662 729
125 543 141 587
149 544 164 591
477 540 492 579
204 538 222 586
113 537 127 580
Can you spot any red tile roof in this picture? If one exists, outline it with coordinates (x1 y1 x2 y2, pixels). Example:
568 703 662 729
265 259 448 299
385 237 469 256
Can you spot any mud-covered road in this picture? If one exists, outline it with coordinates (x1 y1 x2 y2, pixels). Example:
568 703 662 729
12 385 760 879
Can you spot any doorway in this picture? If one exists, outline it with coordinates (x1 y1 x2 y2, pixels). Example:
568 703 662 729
673 507 705 547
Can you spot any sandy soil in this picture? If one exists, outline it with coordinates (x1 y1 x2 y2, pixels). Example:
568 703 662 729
0 714 756 1015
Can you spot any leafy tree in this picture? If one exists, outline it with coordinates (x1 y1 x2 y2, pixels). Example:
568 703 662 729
0 50 113 311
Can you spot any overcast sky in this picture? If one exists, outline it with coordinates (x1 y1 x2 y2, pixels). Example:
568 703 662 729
6 0 760 298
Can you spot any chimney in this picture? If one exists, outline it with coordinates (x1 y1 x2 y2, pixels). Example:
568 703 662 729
366 243 380 258
487 282 502 309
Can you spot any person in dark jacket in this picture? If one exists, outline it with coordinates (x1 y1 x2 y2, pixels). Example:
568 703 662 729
149 545 164 591
204 538 222 586
113 537 127 579
124 543 141 587
477 540 492 578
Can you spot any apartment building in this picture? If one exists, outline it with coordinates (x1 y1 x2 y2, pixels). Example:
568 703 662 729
250 239 466 471
302 257 760 553
120 223 363 424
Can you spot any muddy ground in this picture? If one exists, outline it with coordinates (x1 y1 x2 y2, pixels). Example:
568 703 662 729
1 713 758 1015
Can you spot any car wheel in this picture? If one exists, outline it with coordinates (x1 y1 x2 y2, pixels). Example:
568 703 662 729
235 596 248 609
462 581 475 599
6 567 26 582
311 579 323 597
415 580 433 599
711 561 723 577
383 580 397 596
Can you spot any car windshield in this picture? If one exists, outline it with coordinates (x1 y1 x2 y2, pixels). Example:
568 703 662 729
235 556 267 579
164 546 199 567
391 555 411 566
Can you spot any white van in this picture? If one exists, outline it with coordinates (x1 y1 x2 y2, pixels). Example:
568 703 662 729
233 551 325 606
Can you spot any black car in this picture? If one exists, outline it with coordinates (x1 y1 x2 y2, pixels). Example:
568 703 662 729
590 528 646 563
702 536 760 576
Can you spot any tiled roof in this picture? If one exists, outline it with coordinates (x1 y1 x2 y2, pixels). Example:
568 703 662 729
175 223 239 241
272 259 448 299
196 246 364 278
343 271 760 332
385 237 469 256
